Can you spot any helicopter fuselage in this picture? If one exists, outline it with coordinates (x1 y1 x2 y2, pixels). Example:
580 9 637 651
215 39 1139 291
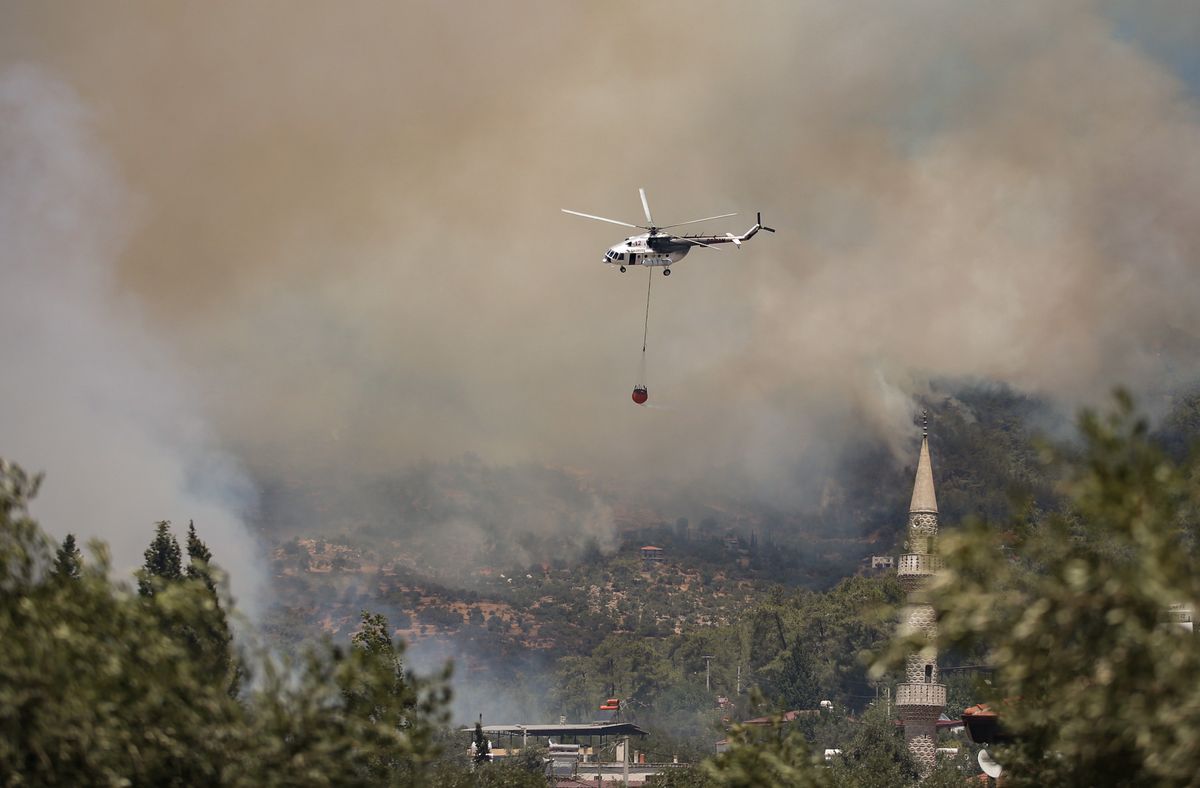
603 234 692 268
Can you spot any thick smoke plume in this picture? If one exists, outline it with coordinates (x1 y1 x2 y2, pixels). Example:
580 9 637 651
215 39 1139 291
0 67 263 612
3 1 1200 562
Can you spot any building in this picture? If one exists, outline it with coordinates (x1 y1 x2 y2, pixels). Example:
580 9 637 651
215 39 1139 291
865 555 895 571
466 721 686 785
640 545 664 568
961 703 1007 745
895 416 946 778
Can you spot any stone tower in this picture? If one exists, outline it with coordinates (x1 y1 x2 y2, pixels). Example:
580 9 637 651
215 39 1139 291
896 416 946 777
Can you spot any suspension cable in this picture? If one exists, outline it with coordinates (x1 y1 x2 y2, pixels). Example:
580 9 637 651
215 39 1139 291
642 267 653 353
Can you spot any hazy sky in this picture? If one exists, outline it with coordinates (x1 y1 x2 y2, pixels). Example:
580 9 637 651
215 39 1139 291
3 1 1200 599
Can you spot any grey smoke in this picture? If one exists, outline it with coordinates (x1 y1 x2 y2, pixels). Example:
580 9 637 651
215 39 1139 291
0 66 264 612
2 1 1200 566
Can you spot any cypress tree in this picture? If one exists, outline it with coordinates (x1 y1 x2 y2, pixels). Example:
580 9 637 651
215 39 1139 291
138 521 182 597
51 533 82 581
778 644 821 711
473 718 490 763
185 520 216 594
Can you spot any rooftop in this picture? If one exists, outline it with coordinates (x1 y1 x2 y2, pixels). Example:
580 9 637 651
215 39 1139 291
466 722 649 739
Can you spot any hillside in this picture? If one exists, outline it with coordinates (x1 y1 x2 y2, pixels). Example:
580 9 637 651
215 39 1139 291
249 383 1085 734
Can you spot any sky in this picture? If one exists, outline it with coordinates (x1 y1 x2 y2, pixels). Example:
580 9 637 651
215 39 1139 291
2 1 1200 607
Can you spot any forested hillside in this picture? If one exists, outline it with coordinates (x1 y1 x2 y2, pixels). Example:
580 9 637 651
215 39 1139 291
6 386 1200 784
247 383 1069 740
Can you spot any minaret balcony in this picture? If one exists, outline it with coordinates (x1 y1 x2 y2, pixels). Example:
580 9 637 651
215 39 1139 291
897 553 943 577
896 682 946 709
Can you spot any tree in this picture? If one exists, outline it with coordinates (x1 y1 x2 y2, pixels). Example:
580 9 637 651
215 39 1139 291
650 763 715 787
473 719 491 763
776 644 820 711
52 533 82 581
345 610 410 720
825 704 918 788
879 393 1200 785
703 719 829 788
339 609 451 782
185 520 215 594
137 519 238 692
137 520 182 596
0 457 453 786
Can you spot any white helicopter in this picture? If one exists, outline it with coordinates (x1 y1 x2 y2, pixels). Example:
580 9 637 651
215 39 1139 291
563 189 774 275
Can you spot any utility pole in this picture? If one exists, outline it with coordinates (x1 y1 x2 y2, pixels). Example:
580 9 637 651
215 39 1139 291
702 655 715 692
622 735 630 787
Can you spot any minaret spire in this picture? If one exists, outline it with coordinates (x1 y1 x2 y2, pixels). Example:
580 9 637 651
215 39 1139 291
896 412 945 779
909 427 938 515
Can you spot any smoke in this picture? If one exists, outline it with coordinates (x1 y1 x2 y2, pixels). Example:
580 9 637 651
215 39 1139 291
268 458 619 580
3 1 1200 556
404 635 553 726
0 66 264 612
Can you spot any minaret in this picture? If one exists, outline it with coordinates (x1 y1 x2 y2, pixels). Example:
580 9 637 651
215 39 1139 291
896 412 946 778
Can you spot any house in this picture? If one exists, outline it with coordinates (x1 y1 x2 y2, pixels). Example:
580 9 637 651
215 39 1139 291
640 546 664 568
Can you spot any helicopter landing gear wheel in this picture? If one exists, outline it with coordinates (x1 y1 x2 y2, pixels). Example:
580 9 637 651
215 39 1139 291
619 266 626 273
663 267 671 276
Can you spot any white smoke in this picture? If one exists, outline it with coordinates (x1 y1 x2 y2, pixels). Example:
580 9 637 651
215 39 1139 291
0 65 264 613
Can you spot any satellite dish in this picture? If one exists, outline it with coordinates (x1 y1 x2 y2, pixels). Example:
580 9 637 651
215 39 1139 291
977 748 1003 779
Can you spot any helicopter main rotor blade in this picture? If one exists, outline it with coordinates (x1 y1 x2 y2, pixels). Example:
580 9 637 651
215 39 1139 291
658 212 738 230
561 209 643 229
668 234 722 250
639 188 654 226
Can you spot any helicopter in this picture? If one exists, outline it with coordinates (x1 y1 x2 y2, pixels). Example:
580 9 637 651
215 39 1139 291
563 189 774 275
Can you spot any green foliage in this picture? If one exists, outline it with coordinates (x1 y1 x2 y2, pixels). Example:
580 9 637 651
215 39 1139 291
429 758 548 787
824 704 917 787
0 457 453 786
342 609 437 761
51 532 81 581
186 519 216 593
776 646 820 711
418 604 464 629
703 720 829 788
879 392 1200 785
0 461 45 591
649 763 715 787
138 520 183 596
136 519 240 693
